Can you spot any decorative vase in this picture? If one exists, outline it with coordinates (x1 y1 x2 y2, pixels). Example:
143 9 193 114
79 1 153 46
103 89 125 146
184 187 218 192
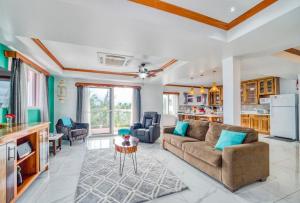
6 118 13 128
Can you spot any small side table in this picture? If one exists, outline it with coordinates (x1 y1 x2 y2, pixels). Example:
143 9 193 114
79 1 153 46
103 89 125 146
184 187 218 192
49 133 64 156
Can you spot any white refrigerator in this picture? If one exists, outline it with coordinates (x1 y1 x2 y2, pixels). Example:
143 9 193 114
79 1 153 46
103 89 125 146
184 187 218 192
270 94 299 140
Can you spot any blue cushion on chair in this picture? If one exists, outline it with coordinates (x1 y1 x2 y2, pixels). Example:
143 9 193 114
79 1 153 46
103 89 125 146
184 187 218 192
62 117 72 127
215 130 246 151
173 121 189 136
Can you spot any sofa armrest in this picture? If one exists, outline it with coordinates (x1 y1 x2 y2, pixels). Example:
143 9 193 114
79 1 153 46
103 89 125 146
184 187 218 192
222 142 269 191
163 126 175 134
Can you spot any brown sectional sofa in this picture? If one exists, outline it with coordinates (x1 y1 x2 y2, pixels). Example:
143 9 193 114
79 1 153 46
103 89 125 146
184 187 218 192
162 120 269 192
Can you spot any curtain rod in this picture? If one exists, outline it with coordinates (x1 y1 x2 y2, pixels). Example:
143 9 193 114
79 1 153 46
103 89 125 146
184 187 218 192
4 50 50 76
75 82 141 89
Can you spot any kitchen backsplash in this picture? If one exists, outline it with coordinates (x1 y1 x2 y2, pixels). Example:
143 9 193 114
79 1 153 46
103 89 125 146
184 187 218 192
241 104 270 113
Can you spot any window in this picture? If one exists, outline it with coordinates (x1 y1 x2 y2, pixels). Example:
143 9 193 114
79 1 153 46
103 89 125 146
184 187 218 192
163 93 179 115
27 68 40 107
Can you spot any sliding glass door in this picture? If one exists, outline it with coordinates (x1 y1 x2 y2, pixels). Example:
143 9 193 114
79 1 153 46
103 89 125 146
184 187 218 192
88 87 133 135
89 88 112 135
113 88 133 134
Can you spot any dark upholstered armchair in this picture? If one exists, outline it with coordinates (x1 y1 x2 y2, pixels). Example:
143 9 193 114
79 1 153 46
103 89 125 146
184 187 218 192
130 112 161 143
56 118 89 146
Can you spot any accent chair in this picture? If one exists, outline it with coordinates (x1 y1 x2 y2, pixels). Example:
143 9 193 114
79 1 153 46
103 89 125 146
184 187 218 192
130 112 161 143
56 118 89 146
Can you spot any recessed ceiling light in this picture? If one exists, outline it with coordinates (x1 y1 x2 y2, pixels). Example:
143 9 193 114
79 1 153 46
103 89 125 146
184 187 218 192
230 7 235 13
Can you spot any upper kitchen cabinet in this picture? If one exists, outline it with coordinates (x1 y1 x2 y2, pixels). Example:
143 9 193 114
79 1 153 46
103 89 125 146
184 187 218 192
245 81 258 104
241 82 247 105
258 77 280 96
208 86 223 106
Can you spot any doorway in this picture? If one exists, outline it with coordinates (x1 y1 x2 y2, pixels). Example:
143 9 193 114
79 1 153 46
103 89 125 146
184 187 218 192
88 87 133 135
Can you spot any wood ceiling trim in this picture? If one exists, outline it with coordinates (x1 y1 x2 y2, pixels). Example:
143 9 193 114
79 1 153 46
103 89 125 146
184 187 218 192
129 0 277 30
75 82 141 89
227 0 277 29
32 38 177 78
4 50 50 76
165 84 209 89
32 38 65 69
285 48 300 57
148 59 177 77
64 67 138 77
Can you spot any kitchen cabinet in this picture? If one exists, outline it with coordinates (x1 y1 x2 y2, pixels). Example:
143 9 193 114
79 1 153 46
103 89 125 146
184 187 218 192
258 77 279 96
245 81 258 104
249 115 260 130
243 114 270 135
259 116 270 134
241 114 250 128
241 83 247 105
208 86 223 106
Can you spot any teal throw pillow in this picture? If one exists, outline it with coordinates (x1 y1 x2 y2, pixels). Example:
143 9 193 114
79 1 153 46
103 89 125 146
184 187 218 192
62 117 72 127
173 121 189 136
215 130 246 151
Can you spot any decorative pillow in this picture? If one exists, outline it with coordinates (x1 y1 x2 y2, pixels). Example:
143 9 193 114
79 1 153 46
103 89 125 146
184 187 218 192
62 117 72 127
215 130 246 151
173 121 189 136
145 118 153 128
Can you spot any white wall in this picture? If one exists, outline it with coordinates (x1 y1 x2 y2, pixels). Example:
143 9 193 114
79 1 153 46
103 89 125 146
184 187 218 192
280 78 297 94
140 84 163 115
54 77 164 124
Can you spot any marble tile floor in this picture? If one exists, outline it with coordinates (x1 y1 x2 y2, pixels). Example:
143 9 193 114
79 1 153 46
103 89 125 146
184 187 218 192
17 136 300 203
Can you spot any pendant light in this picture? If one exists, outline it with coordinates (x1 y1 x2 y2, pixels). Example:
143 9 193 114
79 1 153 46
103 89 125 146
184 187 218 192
189 87 195 95
210 70 219 93
199 86 206 94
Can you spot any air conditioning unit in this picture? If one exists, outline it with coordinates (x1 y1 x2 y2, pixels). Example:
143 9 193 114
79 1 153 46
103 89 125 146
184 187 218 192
97 52 133 67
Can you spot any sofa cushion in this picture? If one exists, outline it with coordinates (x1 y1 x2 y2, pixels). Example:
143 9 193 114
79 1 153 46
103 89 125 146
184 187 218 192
182 142 222 167
185 120 209 140
163 133 198 148
205 122 258 147
70 128 87 137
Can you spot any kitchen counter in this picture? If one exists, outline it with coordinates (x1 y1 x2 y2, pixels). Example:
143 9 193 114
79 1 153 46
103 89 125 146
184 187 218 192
241 112 270 116
177 113 223 122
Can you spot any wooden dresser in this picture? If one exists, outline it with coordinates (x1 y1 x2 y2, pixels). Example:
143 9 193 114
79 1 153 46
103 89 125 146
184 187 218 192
0 122 49 203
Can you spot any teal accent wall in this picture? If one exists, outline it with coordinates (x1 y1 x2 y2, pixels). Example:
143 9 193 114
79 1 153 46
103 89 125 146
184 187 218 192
0 43 10 70
48 76 55 133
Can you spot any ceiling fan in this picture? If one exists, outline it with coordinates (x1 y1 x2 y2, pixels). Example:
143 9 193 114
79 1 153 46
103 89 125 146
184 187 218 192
127 62 164 79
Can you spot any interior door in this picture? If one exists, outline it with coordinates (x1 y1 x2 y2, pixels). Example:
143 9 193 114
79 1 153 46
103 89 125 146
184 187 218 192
89 87 112 135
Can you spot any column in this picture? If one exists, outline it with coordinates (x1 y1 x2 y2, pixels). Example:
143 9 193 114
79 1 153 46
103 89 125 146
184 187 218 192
222 57 241 125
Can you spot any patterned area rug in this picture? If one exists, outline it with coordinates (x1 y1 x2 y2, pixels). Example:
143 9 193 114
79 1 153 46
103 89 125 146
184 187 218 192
75 148 188 203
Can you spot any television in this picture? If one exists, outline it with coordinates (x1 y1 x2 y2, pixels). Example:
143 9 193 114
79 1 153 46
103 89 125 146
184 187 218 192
0 69 11 108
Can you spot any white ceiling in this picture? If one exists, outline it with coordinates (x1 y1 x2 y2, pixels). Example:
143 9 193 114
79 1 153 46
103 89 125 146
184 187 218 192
0 0 300 86
162 0 262 23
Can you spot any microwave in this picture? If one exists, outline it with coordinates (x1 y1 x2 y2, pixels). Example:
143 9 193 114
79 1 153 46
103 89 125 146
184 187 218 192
259 98 271 104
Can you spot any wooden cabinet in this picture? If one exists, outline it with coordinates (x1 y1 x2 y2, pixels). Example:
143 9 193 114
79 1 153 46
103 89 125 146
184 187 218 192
0 144 6 203
243 114 270 135
39 129 49 171
249 115 260 130
241 83 247 105
241 114 250 128
0 123 49 202
208 86 223 106
245 81 258 104
6 141 16 203
258 77 279 96
259 116 270 134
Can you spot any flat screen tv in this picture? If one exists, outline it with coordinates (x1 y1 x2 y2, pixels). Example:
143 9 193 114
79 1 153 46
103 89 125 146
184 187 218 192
0 69 11 108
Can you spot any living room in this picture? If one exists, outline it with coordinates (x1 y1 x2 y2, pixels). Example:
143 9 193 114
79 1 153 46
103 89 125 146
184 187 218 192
0 0 300 203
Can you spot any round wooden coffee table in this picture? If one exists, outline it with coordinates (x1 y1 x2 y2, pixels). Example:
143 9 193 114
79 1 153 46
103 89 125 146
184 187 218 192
113 136 139 175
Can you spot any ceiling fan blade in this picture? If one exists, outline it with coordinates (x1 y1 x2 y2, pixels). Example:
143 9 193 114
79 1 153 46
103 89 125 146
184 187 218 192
149 69 163 73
